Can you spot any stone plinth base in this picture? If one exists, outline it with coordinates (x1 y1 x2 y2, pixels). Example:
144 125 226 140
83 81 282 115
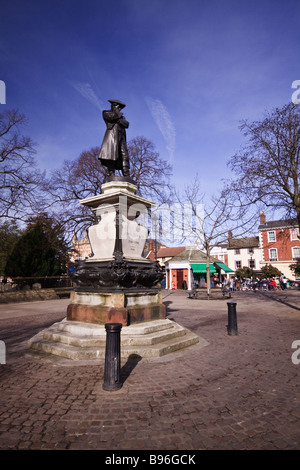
27 318 204 360
66 290 166 326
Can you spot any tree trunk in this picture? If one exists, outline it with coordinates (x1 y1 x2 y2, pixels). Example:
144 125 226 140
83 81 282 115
206 253 211 299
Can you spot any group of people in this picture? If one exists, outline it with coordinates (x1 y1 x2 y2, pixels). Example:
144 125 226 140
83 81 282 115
222 276 240 291
222 275 289 291
256 275 289 290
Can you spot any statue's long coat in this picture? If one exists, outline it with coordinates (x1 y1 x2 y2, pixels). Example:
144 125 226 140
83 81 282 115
99 109 129 170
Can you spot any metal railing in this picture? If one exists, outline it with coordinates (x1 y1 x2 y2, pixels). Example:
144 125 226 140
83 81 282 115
0 276 74 292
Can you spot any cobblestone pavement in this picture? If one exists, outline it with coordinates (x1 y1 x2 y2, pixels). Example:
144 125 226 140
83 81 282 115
0 289 299 450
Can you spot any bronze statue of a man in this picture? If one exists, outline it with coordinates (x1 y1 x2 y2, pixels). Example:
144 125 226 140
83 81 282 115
98 99 130 178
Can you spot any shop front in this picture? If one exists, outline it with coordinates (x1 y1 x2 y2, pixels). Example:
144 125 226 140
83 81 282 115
165 249 233 290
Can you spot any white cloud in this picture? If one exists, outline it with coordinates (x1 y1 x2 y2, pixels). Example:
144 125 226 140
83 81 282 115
145 97 176 163
71 81 105 111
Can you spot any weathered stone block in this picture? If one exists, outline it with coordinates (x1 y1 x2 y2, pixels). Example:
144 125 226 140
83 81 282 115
67 290 165 326
67 303 128 326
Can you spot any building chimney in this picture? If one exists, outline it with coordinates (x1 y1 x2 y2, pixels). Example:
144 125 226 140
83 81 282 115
228 230 232 239
260 211 266 224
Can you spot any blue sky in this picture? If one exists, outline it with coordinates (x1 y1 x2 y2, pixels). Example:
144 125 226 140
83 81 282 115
1 0 300 196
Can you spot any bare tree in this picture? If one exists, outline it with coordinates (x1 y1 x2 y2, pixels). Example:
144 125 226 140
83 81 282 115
44 147 104 239
227 103 300 226
44 137 173 241
174 176 258 298
128 136 173 204
0 109 44 221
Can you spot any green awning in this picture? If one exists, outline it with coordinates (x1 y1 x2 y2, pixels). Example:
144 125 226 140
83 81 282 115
191 263 216 273
215 262 234 273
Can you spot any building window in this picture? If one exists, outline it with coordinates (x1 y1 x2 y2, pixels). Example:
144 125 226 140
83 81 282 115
268 231 276 242
290 228 300 241
292 246 300 259
234 249 240 255
235 260 241 269
249 259 256 269
269 248 278 261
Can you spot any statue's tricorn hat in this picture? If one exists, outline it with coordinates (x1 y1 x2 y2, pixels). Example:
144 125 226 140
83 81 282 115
108 99 126 109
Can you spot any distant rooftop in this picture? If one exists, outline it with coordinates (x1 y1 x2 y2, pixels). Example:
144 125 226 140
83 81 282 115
156 246 186 258
228 236 259 250
165 248 219 263
258 219 298 230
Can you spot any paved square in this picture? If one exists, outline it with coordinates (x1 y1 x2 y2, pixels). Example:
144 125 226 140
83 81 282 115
0 289 299 450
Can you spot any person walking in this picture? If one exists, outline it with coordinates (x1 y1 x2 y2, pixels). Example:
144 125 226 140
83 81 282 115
282 276 288 290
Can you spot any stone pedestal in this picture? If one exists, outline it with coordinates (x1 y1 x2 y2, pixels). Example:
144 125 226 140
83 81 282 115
27 179 201 360
67 290 166 326
68 178 165 326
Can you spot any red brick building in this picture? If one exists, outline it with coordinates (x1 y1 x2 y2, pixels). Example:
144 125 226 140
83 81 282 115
258 211 300 279
143 239 167 261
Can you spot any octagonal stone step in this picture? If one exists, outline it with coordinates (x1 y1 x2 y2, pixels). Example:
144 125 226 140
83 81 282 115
27 318 205 360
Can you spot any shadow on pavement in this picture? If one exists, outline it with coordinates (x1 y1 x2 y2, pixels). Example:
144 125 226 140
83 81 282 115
120 354 142 384
255 290 300 311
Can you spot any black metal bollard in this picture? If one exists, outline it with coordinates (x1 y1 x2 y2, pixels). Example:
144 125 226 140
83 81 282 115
227 302 238 336
103 323 123 391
